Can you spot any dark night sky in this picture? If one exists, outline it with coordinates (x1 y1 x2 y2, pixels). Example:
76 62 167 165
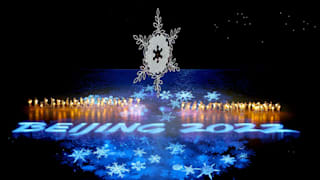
8 4 319 70
7 4 319 108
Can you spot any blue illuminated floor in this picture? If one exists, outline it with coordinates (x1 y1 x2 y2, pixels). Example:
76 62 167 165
8 69 302 180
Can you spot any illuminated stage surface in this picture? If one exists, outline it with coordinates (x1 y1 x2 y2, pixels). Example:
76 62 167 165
8 70 303 180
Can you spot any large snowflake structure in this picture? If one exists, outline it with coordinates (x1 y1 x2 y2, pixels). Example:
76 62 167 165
105 162 130 178
220 154 236 166
196 163 220 180
131 161 146 171
166 142 186 155
159 111 176 122
133 8 181 97
68 148 91 163
175 90 194 102
148 154 161 164
93 146 111 159
204 91 221 101
159 90 173 100
133 148 146 157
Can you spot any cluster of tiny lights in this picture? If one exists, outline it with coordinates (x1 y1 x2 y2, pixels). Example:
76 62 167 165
28 97 142 108
181 101 281 112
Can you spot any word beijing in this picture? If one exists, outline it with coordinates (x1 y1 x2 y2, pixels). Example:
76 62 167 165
12 122 299 136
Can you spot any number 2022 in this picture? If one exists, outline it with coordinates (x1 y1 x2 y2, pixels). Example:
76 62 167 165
180 123 299 134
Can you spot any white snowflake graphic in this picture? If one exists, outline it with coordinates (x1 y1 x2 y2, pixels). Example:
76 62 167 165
131 90 147 99
175 91 194 102
148 154 161 164
159 90 173 100
169 99 181 109
204 91 221 101
105 162 130 178
183 165 196 176
196 163 220 180
133 8 181 97
220 154 236 165
159 111 176 122
68 148 90 163
131 161 146 171
133 148 146 157
166 142 185 155
93 146 111 159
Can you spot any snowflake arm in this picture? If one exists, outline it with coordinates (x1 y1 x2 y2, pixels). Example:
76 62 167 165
153 8 164 34
168 27 181 46
167 58 180 72
133 66 148 84
133 35 150 50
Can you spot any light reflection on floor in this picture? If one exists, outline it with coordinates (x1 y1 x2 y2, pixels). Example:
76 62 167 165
13 94 299 179
11 69 300 180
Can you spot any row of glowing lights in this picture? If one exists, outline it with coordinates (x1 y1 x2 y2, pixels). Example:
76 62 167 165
181 101 281 112
28 97 141 108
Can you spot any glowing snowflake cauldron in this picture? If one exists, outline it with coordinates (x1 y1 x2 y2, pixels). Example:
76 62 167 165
133 8 181 97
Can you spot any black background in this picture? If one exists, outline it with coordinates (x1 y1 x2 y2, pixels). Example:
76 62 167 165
6 3 319 180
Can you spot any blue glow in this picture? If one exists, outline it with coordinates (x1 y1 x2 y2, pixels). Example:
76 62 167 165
11 80 301 179
12 122 299 135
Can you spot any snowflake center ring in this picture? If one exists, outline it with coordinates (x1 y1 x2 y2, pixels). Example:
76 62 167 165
147 34 170 73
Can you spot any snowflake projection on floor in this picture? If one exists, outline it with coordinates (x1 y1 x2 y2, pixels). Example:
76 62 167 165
158 111 176 122
68 148 91 163
131 90 147 99
133 148 146 157
159 90 173 100
16 87 301 180
133 8 181 97
196 163 220 180
220 154 236 167
168 99 180 109
93 146 111 159
148 154 161 164
105 162 130 178
175 90 194 102
131 161 146 172
204 91 221 101
166 142 186 155
182 165 196 176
